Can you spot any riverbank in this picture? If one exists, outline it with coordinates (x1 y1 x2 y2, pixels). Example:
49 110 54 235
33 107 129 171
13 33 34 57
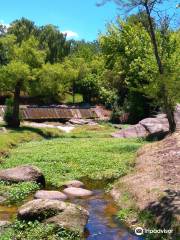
111 132 180 239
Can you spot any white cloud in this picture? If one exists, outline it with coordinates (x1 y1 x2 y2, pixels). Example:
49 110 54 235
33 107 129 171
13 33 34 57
62 30 79 39
0 20 10 28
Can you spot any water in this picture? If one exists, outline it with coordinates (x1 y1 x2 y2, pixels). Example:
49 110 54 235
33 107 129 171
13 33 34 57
71 189 142 240
0 179 144 240
70 178 143 240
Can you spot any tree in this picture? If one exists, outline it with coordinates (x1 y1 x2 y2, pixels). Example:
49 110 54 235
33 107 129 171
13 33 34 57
98 0 177 132
38 25 70 63
0 61 30 127
100 19 158 121
0 36 45 127
8 17 37 44
32 63 70 103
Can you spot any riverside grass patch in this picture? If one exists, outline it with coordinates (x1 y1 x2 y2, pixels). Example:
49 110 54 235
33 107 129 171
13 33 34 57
0 181 39 204
0 220 80 240
0 134 145 187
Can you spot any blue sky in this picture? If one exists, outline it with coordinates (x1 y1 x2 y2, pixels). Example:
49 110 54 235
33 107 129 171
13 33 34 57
0 0 179 41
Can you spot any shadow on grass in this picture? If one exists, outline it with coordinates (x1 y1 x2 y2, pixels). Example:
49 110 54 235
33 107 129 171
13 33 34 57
6 126 61 139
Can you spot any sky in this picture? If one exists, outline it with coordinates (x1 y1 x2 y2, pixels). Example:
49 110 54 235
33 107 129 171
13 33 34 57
0 0 179 41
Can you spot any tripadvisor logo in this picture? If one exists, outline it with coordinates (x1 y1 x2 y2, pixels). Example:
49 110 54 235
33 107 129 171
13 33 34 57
135 227 144 235
135 227 173 236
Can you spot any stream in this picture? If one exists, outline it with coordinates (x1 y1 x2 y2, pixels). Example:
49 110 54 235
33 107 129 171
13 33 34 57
0 179 144 240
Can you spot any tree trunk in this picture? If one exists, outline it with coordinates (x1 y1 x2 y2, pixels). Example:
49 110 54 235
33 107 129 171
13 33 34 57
11 81 21 128
144 3 176 132
72 80 75 104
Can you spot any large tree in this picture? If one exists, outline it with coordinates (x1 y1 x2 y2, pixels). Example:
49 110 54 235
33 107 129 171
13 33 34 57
98 0 178 132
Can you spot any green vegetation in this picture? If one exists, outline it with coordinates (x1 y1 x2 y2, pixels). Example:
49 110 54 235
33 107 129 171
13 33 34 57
0 126 63 158
0 220 80 240
0 181 39 204
0 125 144 187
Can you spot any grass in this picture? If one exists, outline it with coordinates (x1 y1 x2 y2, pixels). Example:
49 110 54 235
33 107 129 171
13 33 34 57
0 133 144 187
0 126 63 158
66 123 117 138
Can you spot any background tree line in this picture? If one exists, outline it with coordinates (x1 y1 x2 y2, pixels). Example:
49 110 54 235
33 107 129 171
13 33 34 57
0 8 179 129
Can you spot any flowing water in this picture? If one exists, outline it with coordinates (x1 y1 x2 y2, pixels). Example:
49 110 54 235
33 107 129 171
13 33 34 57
0 179 144 240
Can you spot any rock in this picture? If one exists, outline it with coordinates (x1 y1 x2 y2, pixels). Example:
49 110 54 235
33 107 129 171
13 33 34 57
139 117 169 135
112 113 170 139
0 127 7 133
18 199 89 235
45 205 89 235
0 221 11 228
0 166 45 186
112 124 148 138
18 199 67 220
63 187 93 198
34 190 67 201
0 196 6 203
63 180 85 188
175 104 180 130
69 119 89 125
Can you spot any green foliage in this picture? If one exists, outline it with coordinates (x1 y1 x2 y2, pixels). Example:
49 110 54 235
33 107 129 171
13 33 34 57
0 220 80 240
0 60 31 90
143 30 180 109
99 19 158 119
32 63 70 103
0 181 39 204
38 24 70 63
8 17 37 44
117 208 136 221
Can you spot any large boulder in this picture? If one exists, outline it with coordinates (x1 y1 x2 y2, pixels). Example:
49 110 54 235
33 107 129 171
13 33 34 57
34 190 67 201
139 117 169 135
0 166 45 186
112 114 170 139
18 199 89 235
63 187 93 198
112 124 148 138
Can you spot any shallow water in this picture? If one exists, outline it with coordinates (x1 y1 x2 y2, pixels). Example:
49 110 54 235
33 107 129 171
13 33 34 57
0 205 17 221
0 179 144 240
69 178 143 240
71 189 143 240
